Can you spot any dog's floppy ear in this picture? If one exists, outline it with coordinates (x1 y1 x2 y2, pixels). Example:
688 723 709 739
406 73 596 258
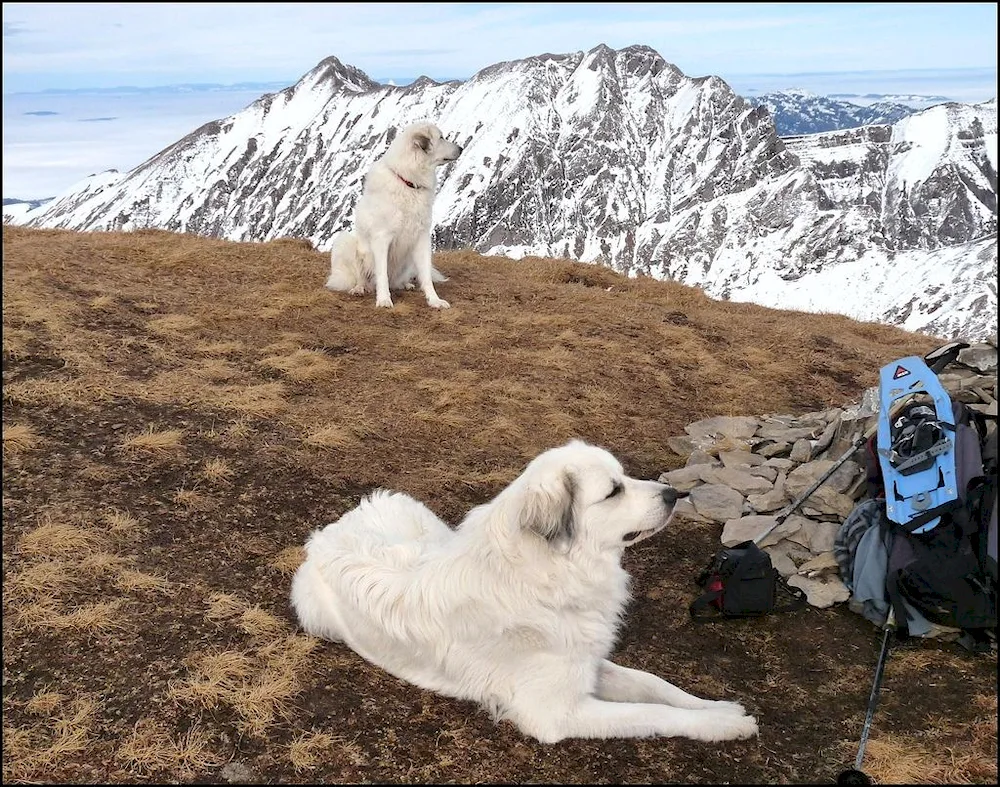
518 472 576 549
413 133 432 153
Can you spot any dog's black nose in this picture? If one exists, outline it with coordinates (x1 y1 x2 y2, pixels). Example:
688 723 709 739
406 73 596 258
661 487 683 506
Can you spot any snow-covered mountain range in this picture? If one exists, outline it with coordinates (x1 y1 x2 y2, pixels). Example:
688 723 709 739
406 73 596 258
9 45 998 341
749 89 914 135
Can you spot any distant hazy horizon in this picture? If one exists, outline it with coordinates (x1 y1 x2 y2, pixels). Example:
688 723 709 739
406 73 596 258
3 64 995 202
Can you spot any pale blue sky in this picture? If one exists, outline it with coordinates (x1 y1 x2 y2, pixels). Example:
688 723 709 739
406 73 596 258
2 2 997 95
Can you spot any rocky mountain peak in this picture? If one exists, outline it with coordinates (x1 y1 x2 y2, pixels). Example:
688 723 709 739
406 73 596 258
302 55 380 93
12 45 997 342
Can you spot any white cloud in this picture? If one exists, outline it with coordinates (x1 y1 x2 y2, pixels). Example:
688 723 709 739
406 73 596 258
2 2 995 92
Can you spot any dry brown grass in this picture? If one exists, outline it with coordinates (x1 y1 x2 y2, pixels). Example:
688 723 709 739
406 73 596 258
861 691 998 785
3 423 40 454
204 592 248 621
117 426 185 455
146 313 201 335
4 225 986 785
113 569 172 595
3 693 101 781
288 729 337 772
169 633 317 739
18 598 128 633
201 457 236 483
269 545 306 576
258 347 341 382
301 423 359 449
103 509 144 538
238 605 289 639
16 519 109 559
115 719 223 777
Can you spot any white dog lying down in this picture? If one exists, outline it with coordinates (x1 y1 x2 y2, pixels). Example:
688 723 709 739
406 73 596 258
291 439 759 743
325 120 462 309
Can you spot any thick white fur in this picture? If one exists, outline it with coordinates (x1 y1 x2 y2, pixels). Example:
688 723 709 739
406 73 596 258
325 120 461 309
290 440 758 743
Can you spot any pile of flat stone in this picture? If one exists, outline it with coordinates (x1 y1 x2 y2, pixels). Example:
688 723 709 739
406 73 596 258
659 339 998 609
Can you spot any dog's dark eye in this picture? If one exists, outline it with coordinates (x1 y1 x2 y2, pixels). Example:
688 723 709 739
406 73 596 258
605 482 623 500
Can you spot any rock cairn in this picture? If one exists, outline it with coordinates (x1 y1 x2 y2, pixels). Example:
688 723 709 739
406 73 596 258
659 340 998 609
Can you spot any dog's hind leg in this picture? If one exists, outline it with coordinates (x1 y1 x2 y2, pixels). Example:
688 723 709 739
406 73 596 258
325 232 367 295
412 233 450 309
596 660 748 715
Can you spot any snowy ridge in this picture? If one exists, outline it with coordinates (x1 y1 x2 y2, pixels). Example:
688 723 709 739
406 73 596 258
12 46 999 341
750 89 915 135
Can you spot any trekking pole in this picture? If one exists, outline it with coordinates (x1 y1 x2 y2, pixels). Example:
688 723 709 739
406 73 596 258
753 425 877 546
837 610 897 786
753 342 968 547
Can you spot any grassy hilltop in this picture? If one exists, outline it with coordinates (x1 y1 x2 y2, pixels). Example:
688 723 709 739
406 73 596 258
2 225 994 784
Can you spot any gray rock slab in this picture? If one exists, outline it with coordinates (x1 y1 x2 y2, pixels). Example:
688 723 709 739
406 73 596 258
672 496 711 523
789 438 813 463
720 515 801 548
749 465 779 483
756 424 823 442
689 484 745 522
758 441 791 458
685 415 760 440
719 450 767 468
787 574 850 608
763 545 798 577
786 458 861 495
658 465 711 492
796 551 839 575
701 466 775 495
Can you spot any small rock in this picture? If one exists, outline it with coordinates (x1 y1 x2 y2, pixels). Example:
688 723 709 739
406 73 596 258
747 471 788 513
758 442 791 458
796 551 839 575
685 449 718 466
789 438 813 463
763 545 798 577
689 484 745 522
957 345 998 373
672 497 711 523
685 415 760 441
719 450 766 468
787 574 850 608
701 466 774 495
720 514 801 548
658 465 711 492
786 459 861 496
220 762 258 784
748 465 778 483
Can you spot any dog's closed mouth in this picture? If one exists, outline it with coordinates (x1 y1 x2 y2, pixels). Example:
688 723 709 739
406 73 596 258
623 528 657 544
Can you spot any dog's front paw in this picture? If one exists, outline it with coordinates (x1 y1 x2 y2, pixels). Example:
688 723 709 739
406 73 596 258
376 295 394 308
701 712 759 742
720 713 759 740
427 297 450 309
705 700 749 716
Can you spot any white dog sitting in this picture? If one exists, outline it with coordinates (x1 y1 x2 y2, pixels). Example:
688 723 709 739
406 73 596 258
290 439 759 743
325 120 462 309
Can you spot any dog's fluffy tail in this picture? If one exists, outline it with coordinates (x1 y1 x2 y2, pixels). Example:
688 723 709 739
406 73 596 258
325 231 367 292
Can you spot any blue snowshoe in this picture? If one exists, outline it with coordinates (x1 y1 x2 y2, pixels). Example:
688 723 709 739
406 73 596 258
876 356 958 534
